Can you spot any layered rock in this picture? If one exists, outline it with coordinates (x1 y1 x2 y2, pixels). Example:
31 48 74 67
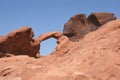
63 12 116 41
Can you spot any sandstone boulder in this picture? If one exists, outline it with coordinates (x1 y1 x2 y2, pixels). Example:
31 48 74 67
0 27 40 57
63 12 116 41
87 12 116 26
63 14 89 37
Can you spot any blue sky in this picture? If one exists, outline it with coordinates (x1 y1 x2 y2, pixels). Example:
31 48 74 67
0 0 120 55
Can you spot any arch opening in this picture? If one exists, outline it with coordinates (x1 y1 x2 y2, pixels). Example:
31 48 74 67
40 38 57 56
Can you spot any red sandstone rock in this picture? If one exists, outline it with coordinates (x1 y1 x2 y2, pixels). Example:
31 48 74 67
51 35 70 56
63 12 116 41
0 27 40 57
0 36 3 39
0 28 63 58
0 19 120 80
0 12 116 57
63 14 89 37
35 32 69 56
0 12 120 80
35 32 62 42
87 12 116 26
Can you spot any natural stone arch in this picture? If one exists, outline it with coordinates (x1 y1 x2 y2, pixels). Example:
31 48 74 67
0 27 69 58
35 32 62 42
34 32 62 55
34 31 70 56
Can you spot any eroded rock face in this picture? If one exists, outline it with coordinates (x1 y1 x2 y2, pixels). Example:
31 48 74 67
0 27 64 58
36 32 70 56
63 12 116 41
0 27 40 57
87 12 116 26
63 14 89 37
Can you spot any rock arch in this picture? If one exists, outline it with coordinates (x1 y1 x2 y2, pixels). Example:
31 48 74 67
0 27 69 58
35 32 62 56
0 12 116 58
35 32 62 42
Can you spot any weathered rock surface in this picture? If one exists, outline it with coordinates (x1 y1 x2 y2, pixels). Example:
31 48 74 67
63 12 116 41
35 32 62 42
0 27 64 57
0 27 40 57
0 13 120 80
87 12 116 26
63 14 88 37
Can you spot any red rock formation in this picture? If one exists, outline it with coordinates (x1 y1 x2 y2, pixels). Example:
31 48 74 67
0 13 120 80
0 28 63 57
87 12 116 26
0 36 3 39
35 32 70 56
0 27 40 57
0 12 116 57
51 35 70 56
63 14 89 37
63 12 116 41
35 32 62 42
0 19 120 80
